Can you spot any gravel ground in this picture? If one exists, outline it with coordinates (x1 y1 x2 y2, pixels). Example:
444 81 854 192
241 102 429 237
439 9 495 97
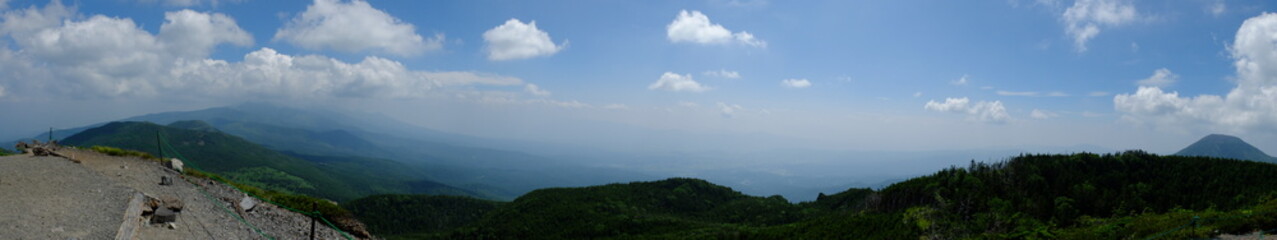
57 148 361 240
0 154 135 240
0 149 366 240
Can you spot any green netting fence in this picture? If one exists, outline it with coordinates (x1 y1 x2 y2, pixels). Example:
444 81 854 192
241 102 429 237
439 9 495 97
156 131 355 240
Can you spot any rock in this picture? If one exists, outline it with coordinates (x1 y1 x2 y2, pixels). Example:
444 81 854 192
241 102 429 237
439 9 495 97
168 159 184 173
151 208 176 224
143 197 159 215
239 196 257 212
159 176 172 186
160 196 183 212
166 223 177 229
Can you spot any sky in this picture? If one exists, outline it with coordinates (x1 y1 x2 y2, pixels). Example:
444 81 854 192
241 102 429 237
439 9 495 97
2 0 1277 155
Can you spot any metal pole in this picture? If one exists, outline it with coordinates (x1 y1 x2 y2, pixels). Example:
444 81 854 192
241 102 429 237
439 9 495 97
310 202 317 240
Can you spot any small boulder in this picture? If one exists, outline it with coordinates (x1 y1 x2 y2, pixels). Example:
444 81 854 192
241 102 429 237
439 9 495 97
168 159 184 173
159 176 172 186
238 196 257 212
160 196 183 212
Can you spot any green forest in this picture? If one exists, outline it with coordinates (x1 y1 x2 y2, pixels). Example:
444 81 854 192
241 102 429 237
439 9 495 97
344 151 1277 239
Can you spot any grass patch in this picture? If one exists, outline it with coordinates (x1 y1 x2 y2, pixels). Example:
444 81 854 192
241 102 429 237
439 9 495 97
89 145 162 162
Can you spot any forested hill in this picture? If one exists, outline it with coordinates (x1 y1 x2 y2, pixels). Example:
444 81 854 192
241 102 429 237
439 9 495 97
345 151 1277 239
1175 134 1276 163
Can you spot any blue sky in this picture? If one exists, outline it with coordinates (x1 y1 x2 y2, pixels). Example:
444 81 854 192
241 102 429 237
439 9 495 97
2 0 1276 154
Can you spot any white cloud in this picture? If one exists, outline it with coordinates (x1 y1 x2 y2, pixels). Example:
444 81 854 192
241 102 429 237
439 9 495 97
524 83 551 96
1062 0 1138 52
1030 109 1059 119
1114 13 1277 133
1046 91 1069 97
1136 68 1177 87
781 78 811 88
924 97 1011 123
168 48 523 99
678 101 700 108
273 0 440 56
0 3 520 101
717 102 743 117
0 0 8 9
997 91 1039 96
649 72 710 92
703 69 741 79
0 5 253 97
666 10 765 47
1 1 74 42
483 18 566 61
158 10 253 58
951 74 969 85
913 92 923 97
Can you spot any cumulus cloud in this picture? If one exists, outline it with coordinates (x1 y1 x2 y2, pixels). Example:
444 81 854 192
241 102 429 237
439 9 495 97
524 83 551 96
667 10 765 47
1114 13 1277 133
274 0 440 56
924 97 1011 123
159 10 253 58
483 18 566 61
0 3 520 101
1136 68 1177 87
649 72 710 92
1062 0 1138 52
703 69 741 79
781 78 811 88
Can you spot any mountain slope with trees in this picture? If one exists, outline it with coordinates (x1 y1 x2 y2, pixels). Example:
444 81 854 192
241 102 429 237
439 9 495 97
344 151 1277 239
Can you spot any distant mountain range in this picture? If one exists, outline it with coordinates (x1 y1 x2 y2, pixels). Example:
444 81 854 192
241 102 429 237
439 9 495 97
60 121 482 201
1174 134 1276 163
10 103 653 200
